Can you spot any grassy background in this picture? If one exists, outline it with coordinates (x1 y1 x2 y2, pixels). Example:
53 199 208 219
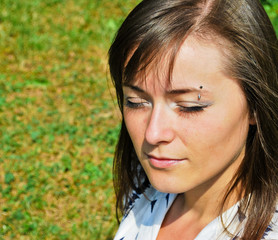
0 0 277 239
0 0 140 239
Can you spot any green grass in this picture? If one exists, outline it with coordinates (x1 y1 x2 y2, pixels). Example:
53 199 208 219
0 0 140 239
0 0 277 239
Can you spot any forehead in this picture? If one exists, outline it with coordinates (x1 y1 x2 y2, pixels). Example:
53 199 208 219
172 36 227 84
129 35 230 90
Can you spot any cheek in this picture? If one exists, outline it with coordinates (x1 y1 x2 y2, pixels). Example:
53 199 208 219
124 111 146 148
207 124 248 164
182 109 250 157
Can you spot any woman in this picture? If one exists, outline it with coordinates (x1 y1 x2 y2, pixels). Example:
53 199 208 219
109 0 278 239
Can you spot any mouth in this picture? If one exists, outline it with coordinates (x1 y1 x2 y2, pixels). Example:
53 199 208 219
146 154 186 169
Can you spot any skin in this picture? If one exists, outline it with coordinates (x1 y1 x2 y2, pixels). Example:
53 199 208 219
123 36 253 239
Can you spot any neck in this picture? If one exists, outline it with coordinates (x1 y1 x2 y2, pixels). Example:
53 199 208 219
158 167 243 240
180 164 242 225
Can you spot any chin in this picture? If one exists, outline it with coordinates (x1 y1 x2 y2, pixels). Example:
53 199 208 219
148 178 185 194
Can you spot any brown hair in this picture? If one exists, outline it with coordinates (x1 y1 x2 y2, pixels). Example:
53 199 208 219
108 0 278 239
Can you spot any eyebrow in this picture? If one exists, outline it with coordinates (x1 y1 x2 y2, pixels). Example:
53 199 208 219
123 84 145 93
166 88 199 95
123 84 204 95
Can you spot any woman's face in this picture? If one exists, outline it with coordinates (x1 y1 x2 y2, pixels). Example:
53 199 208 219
123 37 252 194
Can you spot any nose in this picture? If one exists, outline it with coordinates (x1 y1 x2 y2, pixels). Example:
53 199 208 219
145 105 175 145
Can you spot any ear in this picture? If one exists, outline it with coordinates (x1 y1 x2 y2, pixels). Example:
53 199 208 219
249 111 256 125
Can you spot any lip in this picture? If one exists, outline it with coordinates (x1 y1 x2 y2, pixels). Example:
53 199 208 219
147 154 186 169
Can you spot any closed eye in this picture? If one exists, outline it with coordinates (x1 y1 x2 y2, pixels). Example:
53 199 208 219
124 97 150 109
176 101 211 116
178 105 205 113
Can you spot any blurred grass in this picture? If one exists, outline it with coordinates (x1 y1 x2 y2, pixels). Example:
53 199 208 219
0 0 140 239
0 0 277 239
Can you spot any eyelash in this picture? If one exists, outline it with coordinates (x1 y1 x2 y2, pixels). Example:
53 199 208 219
177 105 205 117
124 99 148 109
125 98 208 115
178 106 205 113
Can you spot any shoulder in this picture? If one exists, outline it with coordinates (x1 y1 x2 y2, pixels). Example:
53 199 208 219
123 185 175 220
261 206 278 239
114 186 177 240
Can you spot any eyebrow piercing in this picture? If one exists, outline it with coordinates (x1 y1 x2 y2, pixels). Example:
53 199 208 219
198 86 203 100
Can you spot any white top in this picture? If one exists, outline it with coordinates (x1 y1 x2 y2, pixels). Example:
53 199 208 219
114 186 278 240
